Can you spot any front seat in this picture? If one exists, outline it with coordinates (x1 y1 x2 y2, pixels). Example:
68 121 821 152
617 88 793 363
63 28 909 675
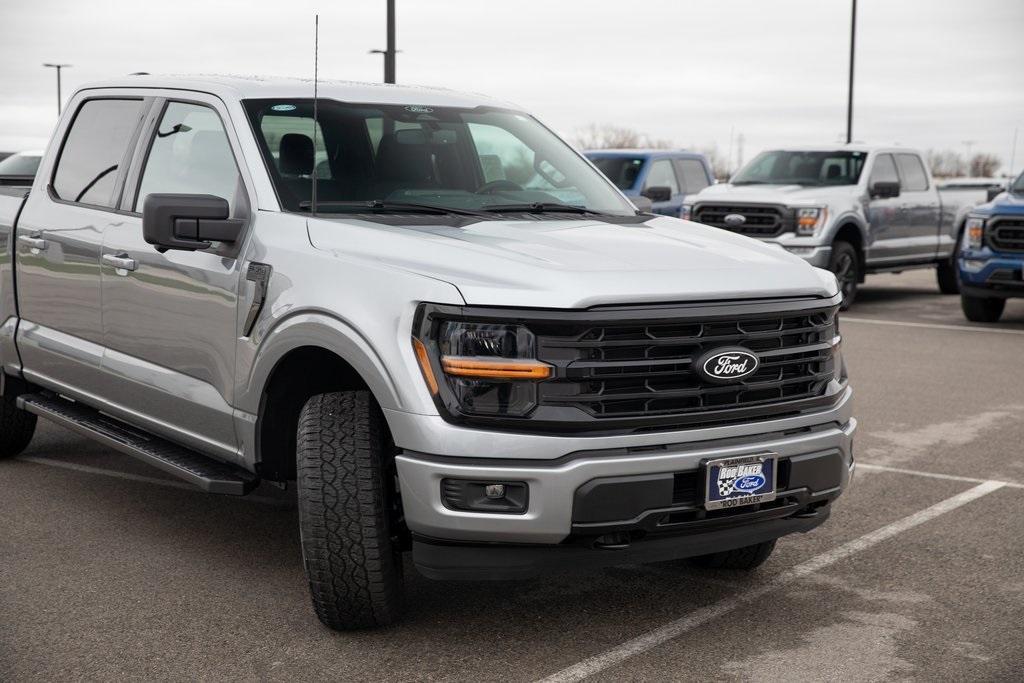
373 135 436 198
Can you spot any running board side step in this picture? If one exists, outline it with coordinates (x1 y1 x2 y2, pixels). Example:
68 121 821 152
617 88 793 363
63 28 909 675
17 393 259 495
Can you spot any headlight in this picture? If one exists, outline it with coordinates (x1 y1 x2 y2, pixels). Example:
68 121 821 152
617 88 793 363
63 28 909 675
964 217 985 249
795 207 827 236
413 320 552 417
681 204 693 220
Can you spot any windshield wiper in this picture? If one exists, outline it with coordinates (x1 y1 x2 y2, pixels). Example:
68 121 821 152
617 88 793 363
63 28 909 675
731 180 767 185
481 202 609 216
298 199 487 217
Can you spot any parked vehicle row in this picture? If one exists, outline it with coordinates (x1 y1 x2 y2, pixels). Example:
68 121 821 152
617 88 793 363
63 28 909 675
583 149 713 217
957 171 1024 322
0 75 854 630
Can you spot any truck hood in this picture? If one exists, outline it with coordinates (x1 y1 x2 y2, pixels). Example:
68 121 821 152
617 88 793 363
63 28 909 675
306 214 838 308
694 182 859 205
976 191 1024 216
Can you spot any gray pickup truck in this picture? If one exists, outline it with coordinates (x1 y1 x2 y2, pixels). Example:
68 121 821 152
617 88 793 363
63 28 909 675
0 76 855 630
683 146 982 306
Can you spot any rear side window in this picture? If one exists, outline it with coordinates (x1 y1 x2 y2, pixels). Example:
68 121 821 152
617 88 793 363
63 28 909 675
869 153 899 186
645 159 679 194
895 153 929 192
135 102 242 212
52 99 144 207
675 159 710 192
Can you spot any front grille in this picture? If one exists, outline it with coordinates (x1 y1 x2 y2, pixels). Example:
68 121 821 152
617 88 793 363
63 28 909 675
693 203 790 237
532 302 838 423
988 217 1024 252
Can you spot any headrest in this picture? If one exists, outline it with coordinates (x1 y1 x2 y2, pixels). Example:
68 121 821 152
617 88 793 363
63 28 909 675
280 133 314 176
375 135 433 183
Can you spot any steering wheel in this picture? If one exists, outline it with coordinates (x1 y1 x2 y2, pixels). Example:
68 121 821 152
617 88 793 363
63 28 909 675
475 179 523 194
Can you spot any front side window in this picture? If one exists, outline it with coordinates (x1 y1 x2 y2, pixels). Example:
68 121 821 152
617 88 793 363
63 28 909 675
243 99 636 217
645 159 680 195
52 98 144 207
675 159 710 192
587 156 645 191
732 150 866 187
894 153 928 192
135 102 242 212
869 154 899 186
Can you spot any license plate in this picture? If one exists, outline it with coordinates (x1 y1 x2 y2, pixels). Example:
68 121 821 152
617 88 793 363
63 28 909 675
703 453 777 510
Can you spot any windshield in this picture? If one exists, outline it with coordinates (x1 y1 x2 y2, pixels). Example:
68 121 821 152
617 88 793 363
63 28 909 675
243 99 635 216
0 153 41 176
587 155 645 190
732 150 866 186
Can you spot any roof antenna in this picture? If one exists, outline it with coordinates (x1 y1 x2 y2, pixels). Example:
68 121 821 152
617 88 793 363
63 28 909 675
311 13 319 217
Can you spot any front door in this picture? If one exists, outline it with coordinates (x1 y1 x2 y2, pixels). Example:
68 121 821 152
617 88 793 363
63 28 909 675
15 97 148 399
99 97 251 461
864 153 908 264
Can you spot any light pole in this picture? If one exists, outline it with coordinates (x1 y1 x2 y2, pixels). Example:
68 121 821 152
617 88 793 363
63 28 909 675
369 0 397 84
845 0 856 144
43 63 72 116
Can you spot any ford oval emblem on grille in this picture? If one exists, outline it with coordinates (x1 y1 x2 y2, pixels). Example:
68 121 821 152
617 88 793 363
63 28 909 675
695 347 759 384
723 213 746 226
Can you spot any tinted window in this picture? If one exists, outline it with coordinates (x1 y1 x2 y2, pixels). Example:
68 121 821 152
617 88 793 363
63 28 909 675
645 159 679 194
869 153 899 186
588 156 645 190
895 153 928 192
135 102 242 212
52 99 143 207
675 159 710 192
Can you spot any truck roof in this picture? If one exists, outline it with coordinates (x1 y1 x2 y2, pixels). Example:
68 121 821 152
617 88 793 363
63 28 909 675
76 74 519 110
757 143 922 155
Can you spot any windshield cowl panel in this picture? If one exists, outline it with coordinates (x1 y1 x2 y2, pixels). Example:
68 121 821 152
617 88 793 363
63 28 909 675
243 98 636 221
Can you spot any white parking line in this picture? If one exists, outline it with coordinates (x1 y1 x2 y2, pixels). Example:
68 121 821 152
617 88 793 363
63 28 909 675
536 480 1006 683
857 462 1024 490
842 316 1024 336
16 455 293 507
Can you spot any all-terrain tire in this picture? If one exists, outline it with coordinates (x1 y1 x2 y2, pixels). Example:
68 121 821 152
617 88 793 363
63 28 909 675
0 396 37 459
689 540 777 570
297 390 404 630
828 240 860 310
961 294 1005 323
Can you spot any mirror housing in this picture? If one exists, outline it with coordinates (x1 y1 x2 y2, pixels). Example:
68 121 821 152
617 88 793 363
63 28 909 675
641 185 672 202
143 194 243 251
869 181 900 199
631 195 653 213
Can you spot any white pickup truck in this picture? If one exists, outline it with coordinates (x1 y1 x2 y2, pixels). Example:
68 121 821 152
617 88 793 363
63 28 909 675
0 75 854 630
683 146 982 306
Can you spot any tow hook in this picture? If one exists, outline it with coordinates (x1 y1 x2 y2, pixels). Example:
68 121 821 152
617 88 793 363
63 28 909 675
593 532 631 549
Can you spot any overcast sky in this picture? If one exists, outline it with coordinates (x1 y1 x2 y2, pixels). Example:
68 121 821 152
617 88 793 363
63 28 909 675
1 0 1022 174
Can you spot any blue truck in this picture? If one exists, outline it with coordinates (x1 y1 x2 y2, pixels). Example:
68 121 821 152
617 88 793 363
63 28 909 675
958 172 1024 322
584 149 714 217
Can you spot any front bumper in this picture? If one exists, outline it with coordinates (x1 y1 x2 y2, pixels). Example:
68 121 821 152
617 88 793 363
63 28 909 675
959 251 1024 298
394 386 855 550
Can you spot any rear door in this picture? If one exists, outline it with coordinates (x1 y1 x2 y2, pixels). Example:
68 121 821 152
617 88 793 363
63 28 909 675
894 153 941 260
98 95 253 460
15 96 149 398
643 158 684 216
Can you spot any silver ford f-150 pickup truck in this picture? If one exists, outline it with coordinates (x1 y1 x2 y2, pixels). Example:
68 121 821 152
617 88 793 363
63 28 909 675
0 76 854 630
683 146 982 306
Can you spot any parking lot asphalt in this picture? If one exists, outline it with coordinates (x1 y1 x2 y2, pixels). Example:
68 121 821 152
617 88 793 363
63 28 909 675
2 269 1023 682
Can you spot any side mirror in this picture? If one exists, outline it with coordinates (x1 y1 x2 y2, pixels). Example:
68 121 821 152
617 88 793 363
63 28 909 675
986 186 1005 202
641 185 672 202
869 181 900 199
631 195 653 213
143 194 243 251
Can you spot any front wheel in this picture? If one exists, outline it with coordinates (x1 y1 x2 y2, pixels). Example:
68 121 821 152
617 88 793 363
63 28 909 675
296 390 405 630
689 540 777 570
828 240 860 310
961 294 1005 323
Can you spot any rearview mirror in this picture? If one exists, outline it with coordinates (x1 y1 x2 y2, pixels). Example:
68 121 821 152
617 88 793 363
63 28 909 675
869 181 900 199
641 185 672 202
143 194 243 251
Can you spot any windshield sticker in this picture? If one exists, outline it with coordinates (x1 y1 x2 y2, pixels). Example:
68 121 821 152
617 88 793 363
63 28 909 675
270 104 297 112
405 105 433 113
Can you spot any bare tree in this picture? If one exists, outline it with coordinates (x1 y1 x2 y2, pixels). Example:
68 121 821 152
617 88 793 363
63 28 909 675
968 153 1001 178
926 149 967 178
573 123 672 150
695 144 731 181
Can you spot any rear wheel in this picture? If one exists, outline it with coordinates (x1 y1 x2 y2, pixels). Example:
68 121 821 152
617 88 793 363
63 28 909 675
296 390 405 630
689 540 777 570
828 240 860 310
961 294 1005 323
0 396 37 459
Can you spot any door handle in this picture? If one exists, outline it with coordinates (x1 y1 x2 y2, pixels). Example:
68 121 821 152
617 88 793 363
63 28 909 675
102 253 138 272
17 235 48 251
